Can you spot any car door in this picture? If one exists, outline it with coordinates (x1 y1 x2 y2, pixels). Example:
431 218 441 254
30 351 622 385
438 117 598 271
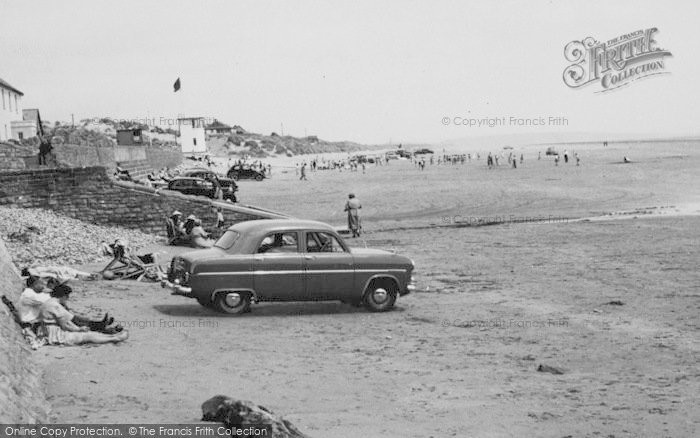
303 231 355 300
181 179 195 195
252 231 305 301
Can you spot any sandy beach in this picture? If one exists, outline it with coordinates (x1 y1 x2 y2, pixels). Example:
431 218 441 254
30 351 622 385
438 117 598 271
33 139 700 437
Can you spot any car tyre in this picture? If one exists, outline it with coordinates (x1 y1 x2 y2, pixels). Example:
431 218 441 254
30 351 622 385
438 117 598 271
255 174 263 181
231 174 240 181
213 291 251 314
363 279 397 312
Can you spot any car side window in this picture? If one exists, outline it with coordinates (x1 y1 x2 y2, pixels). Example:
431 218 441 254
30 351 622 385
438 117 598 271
306 232 346 253
257 232 298 254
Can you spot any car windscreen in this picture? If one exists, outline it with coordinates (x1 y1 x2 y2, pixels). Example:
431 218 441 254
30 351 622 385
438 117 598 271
214 230 240 250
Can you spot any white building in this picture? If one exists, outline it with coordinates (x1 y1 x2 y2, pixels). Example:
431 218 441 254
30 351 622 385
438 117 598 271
178 117 207 153
0 77 23 142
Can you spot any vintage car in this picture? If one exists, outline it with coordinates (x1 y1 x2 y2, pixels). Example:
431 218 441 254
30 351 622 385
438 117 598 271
226 164 266 181
167 176 237 202
179 168 238 199
161 219 416 314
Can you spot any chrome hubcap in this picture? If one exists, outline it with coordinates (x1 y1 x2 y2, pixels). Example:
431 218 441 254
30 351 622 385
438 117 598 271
224 292 241 307
372 288 388 303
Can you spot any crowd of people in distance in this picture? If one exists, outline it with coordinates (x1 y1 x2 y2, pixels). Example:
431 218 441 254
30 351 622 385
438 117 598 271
294 155 394 179
4 268 128 348
166 210 219 248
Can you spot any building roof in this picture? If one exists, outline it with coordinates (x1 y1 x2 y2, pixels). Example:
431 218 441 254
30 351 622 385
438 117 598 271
0 77 24 96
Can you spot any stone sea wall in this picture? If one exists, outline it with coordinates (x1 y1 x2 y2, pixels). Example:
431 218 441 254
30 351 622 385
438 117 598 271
0 166 286 237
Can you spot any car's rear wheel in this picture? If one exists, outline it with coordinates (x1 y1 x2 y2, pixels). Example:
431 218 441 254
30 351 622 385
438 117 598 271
255 174 263 181
231 173 240 181
363 279 397 312
213 291 251 314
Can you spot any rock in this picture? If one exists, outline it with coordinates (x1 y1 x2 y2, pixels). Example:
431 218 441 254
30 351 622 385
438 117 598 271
201 395 311 438
537 364 565 375
604 300 624 306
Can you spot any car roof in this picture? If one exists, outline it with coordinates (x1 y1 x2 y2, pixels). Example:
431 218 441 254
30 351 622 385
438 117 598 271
170 176 205 181
181 168 210 173
229 219 336 234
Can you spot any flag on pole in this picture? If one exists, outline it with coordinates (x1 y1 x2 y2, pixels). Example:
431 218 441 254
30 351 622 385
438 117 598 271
173 77 181 92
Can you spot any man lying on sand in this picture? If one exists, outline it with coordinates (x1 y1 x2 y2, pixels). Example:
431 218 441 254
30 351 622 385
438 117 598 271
21 266 98 283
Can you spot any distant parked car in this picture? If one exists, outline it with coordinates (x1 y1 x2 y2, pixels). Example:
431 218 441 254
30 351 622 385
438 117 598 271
414 148 434 155
167 177 220 199
226 164 266 181
179 168 238 200
162 219 416 314
545 147 558 156
385 152 399 160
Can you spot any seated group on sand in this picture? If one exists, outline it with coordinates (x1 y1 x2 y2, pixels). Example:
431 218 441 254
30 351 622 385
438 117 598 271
166 210 216 248
5 269 128 348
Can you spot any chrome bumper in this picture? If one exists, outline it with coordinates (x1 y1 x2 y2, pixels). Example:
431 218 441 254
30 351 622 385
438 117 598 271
403 276 416 295
160 279 193 297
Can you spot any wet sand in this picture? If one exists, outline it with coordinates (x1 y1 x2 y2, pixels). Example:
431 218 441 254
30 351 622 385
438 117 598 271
35 139 700 437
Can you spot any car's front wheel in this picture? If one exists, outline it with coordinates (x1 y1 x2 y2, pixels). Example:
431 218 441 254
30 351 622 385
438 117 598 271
231 173 240 181
363 279 397 312
213 291 251 314
255 174 263 181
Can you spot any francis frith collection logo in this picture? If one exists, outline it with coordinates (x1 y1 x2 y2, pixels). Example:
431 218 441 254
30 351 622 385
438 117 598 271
563 28 672 92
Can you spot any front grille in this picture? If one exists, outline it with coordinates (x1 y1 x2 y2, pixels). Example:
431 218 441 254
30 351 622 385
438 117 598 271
167 258 188 284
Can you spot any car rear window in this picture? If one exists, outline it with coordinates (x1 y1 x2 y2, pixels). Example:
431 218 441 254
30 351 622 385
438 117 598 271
214 230 240 250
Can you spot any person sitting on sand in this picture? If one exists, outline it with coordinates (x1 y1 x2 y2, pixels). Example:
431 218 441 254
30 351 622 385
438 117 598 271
18 276 52 327
190 219 214 248
19 277 121 334
37 284 128 346
184 215 197 240
166 210 187 245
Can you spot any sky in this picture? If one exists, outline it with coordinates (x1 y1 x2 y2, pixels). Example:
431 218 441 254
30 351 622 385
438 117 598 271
1 0 698 144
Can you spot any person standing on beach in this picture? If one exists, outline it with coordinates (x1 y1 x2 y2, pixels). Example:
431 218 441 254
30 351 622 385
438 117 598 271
344 193 362 237
300 162 308 180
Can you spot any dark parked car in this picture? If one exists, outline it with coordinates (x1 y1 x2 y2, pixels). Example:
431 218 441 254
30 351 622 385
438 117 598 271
162 219 416 314
226 164 266 181
414 148 434 155
179 168 238 196
167 177 231 201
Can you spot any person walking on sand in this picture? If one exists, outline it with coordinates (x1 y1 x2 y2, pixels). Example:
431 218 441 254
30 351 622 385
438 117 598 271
300 162 308 180
344 193 362 238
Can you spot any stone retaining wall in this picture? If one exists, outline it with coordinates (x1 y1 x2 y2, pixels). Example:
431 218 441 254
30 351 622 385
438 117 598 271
0 142 31 170
0 238 49 422
1 143 182 174
0 167 286 237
